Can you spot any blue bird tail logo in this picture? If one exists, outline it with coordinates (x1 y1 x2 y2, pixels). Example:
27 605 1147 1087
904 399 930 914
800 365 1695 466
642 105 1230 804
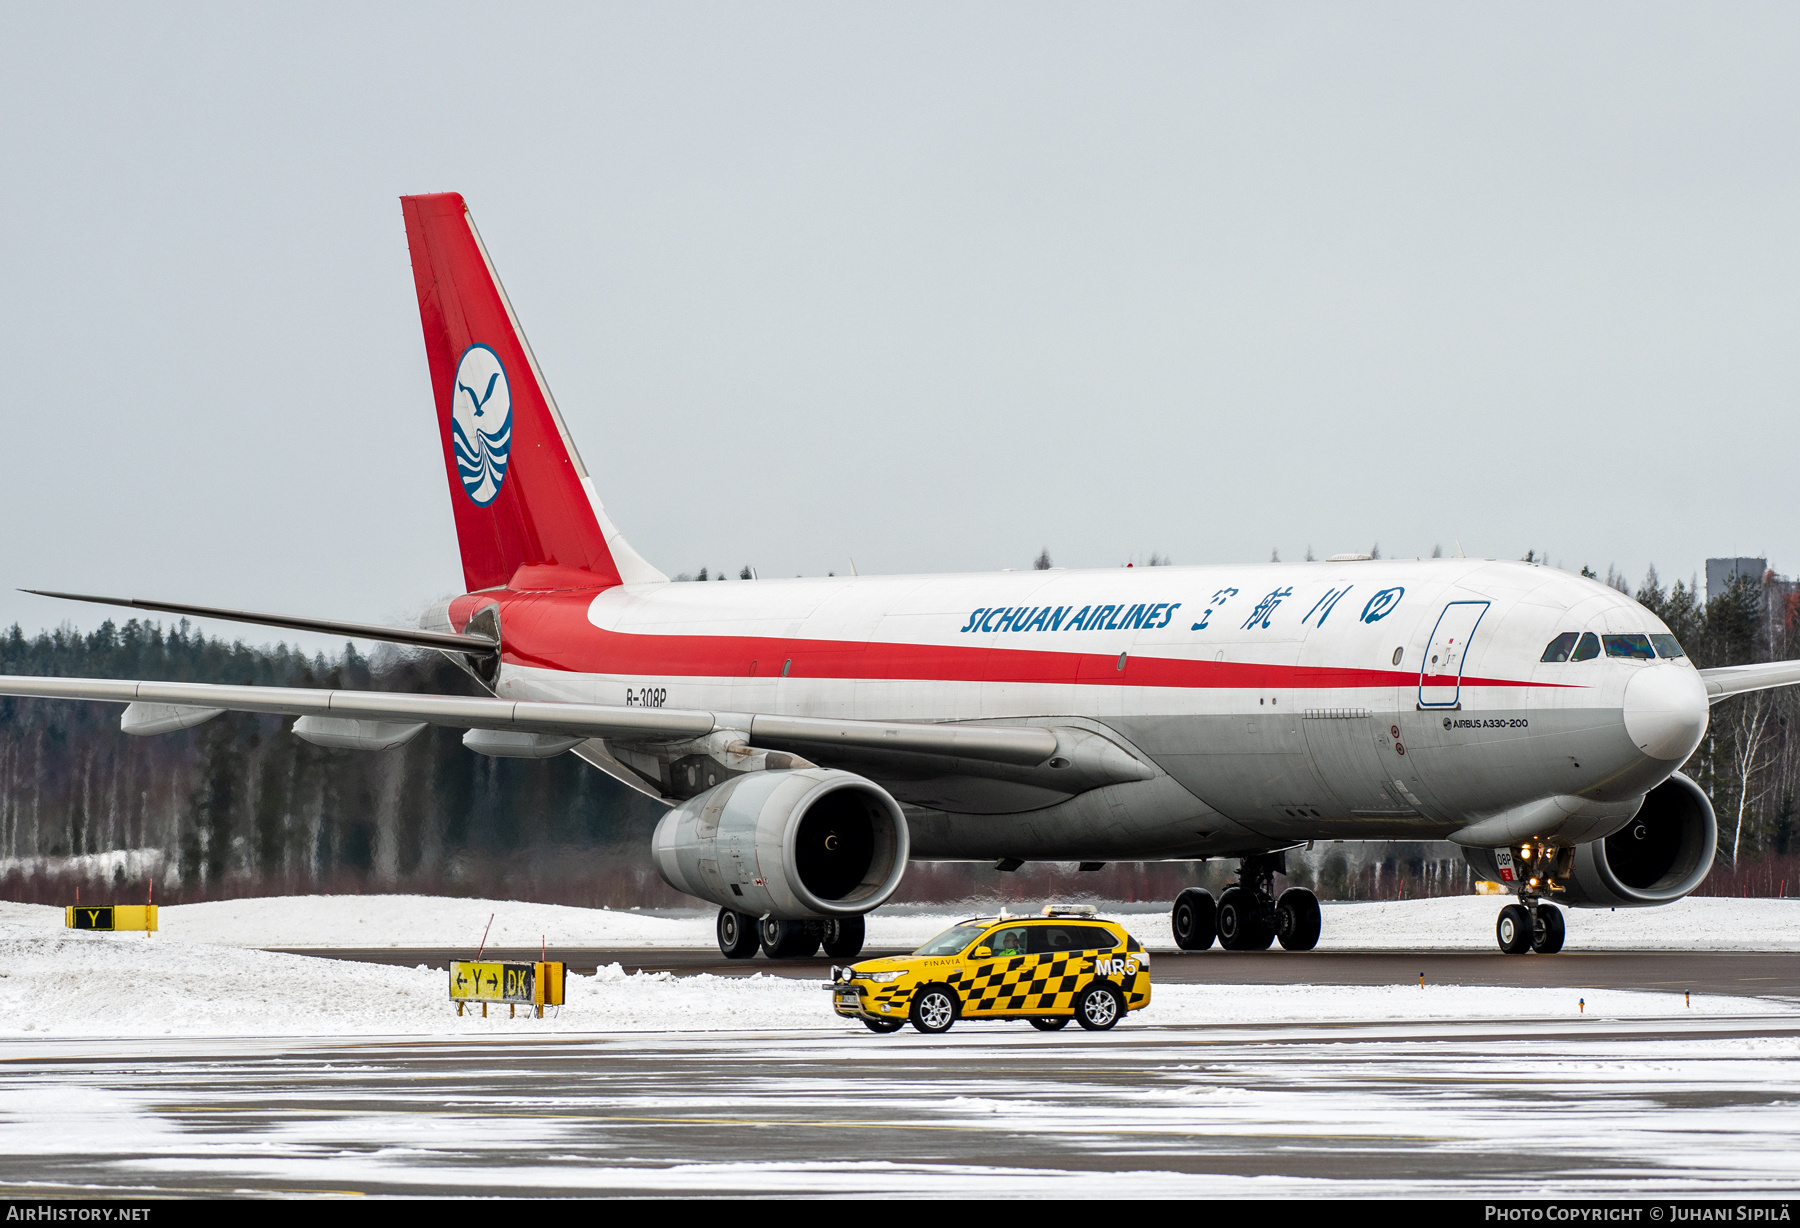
449 344 513 506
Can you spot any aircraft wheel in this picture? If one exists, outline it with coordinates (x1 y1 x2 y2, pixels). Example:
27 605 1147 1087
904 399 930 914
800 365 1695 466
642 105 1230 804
861 1017 905 1034
1074 983 1123 1031
760 918 822 959
1531 904 1566 954
1028 1017 1070 1032
1218 887 1274 951
909 985 959 1034
1171 888 1217 950
1496 903 1533 955
717 908 759 960
821 915 865 959
1276 888 1322 951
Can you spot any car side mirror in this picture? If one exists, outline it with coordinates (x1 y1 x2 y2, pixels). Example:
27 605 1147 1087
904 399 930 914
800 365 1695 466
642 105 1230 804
973 947 992 958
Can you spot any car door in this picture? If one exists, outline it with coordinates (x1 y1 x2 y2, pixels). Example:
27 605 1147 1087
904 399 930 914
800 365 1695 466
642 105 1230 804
1024 924 1119 1015
960 925 1034 1016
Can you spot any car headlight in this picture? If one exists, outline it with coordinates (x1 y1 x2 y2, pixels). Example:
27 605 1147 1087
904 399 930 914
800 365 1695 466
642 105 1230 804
859 971 905 983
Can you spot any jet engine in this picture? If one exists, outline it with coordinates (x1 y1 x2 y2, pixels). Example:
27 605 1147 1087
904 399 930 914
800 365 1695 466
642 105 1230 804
1562 772 1716 907
1462 773 1716 908
651 768 910 920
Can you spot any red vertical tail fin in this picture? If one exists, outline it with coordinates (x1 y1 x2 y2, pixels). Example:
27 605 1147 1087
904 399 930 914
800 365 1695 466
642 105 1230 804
401 193 662 593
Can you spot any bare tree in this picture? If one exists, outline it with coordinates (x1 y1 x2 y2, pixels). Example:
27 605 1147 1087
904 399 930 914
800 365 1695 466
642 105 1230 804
1033 548 1052 570
1722 691 1780 865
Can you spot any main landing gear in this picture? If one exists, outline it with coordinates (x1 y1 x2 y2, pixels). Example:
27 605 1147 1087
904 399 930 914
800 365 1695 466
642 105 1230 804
1495 900 1564 955
716 908 866 960
1171 853 1321 952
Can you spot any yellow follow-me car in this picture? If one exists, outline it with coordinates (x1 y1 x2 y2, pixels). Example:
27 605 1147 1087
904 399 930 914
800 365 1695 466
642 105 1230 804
827 904 1151 1034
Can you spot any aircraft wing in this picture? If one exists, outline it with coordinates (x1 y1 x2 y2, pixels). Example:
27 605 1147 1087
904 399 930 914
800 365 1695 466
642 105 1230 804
0 674 1061 766
1698 660 1800 704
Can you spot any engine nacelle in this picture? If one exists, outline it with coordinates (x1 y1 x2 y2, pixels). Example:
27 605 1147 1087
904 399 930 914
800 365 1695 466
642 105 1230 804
1462 773 1716 908
1564 772 1716 907
651 768 909 920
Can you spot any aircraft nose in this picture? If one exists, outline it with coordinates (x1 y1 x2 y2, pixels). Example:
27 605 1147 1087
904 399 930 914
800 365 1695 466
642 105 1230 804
1622 665 1709 763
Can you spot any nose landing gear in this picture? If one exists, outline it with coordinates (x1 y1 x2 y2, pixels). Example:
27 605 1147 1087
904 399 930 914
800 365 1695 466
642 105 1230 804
1495 899 1565 955
1491 842 1570 954
1170 853 1321 952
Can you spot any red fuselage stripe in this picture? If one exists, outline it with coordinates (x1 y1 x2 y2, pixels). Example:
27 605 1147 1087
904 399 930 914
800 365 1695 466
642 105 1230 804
486 612 1564 692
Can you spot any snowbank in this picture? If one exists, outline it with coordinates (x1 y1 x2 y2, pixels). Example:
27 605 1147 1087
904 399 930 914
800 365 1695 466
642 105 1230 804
2 892 1796 955
0 915 1787 1040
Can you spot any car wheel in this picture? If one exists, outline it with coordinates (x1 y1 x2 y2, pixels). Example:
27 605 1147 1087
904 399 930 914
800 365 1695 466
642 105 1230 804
1074 983 1123 1031
1027 1017 1070 1031
822 915 865 959
861 1017 904 1034
1171 888 1217 951
717 908 758 960
909 985 959 1034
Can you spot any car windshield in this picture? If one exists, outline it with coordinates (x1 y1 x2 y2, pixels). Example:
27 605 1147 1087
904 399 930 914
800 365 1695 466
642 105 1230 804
912 924 989 956
1604 633 1656 660
1651 633 1686 659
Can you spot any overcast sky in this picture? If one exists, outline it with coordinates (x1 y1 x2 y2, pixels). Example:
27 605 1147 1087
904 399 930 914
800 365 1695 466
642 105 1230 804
2 4 1795 654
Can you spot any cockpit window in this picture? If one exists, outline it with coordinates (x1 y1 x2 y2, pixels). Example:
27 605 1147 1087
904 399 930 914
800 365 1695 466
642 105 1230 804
1603 634 1655 660
1540 632 1579 662
1650 634 1686 659
1571 632 1601 661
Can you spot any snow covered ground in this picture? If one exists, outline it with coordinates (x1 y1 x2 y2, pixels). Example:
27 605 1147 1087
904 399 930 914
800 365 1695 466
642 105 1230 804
0 895 1792 1040
5 894 1798 1195
5 890 1790 953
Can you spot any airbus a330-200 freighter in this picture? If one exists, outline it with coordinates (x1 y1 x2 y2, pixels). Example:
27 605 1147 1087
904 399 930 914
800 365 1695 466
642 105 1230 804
9 193 1795 961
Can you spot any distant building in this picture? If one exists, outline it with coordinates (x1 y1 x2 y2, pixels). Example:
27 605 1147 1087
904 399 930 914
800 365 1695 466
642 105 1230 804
1707 557 1768 600
1704 556 1797 652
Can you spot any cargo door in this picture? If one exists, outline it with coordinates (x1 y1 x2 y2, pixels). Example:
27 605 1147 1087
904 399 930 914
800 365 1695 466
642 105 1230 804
1418 601 1489 709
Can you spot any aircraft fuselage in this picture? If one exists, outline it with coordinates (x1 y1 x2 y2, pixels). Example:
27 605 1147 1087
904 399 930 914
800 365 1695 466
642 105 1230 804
451 556 1709 861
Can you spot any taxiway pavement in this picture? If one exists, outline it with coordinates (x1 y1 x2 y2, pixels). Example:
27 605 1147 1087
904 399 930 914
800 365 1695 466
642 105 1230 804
271 946 1800 998
4 1014 1797 1197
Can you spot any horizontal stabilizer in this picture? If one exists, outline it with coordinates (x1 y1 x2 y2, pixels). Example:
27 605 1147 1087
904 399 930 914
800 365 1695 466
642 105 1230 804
23 590 496 654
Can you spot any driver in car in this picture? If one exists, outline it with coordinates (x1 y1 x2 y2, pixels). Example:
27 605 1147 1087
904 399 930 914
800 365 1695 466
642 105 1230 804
987 926 1030 957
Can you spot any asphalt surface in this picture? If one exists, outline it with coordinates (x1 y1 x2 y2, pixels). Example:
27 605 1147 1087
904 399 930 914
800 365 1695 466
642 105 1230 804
6 1015 1798 1197
271 946 1800 998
